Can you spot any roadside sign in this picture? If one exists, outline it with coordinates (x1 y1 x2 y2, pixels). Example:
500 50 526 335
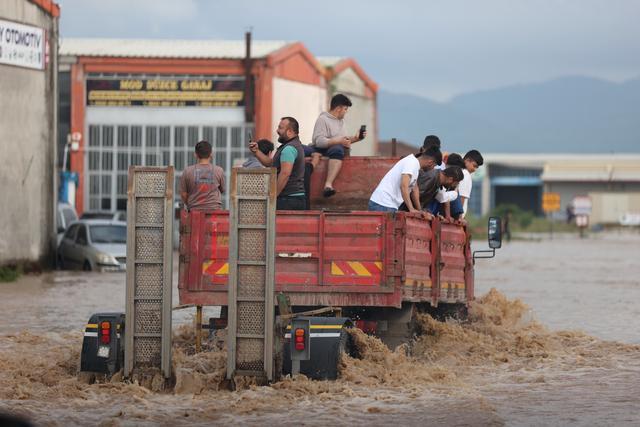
576 215 589 227
573 196 592 216
542 192 561 213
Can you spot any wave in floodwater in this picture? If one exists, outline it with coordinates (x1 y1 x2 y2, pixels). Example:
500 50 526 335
1 289 640 426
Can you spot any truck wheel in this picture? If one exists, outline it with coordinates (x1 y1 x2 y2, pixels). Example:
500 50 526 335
56 255 65 270
337 328 355 358
83 260 92 271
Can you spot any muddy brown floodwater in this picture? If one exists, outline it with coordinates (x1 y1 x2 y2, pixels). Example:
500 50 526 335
1 232 640 426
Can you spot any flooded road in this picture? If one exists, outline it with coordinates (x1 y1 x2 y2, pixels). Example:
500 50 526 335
1 232 640 426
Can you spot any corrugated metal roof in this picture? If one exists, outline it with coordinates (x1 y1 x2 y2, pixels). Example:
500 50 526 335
59 38 292 59
542 161 640 182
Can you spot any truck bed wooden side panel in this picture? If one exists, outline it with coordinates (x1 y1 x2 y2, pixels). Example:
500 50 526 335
178 210 403 308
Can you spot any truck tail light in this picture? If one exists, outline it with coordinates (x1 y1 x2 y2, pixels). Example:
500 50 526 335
294 328 305 351
100 321 111 344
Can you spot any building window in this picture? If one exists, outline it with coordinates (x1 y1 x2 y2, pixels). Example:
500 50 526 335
84 123 253 211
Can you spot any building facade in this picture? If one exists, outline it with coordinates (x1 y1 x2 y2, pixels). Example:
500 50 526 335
475 154 640 223
0 0 59 265
59 38 378 213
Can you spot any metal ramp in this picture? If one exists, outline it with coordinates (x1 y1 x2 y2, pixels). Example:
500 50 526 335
227 168 277 381
124 166 174 379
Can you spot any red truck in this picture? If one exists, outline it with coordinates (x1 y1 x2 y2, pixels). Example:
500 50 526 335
80 157 500 381
178 157 499 359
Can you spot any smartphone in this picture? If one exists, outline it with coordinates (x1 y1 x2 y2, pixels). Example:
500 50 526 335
358 125 366 140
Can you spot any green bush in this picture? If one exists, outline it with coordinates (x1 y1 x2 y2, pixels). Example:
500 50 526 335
0 265 21 282
491 204 534 229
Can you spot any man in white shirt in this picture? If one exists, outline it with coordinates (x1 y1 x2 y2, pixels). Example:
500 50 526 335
368 149 440 213
457 150 484 218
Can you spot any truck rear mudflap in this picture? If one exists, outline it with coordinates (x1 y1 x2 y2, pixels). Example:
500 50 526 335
80 312 125 375
282 317 353 380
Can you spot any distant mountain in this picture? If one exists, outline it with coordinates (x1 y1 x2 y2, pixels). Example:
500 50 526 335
379 76 640 153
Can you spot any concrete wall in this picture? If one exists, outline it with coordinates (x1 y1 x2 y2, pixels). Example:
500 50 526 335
589 192 640 224
328 67 377 156
0 0 57 265
271 77 327 147
544 181 640 221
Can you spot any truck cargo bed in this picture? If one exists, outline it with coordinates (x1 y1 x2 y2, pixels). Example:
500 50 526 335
178 209 473 309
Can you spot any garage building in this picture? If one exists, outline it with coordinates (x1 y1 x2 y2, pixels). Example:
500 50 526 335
59 38 378 213
0 0 59 265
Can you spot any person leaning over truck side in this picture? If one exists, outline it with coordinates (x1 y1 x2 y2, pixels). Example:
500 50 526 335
419 134 442 154
179 140 226 211
398 146 442 212
250 117 306 210
368 149 436 213
419 166 465 213
435 152 465 219
305 94 366 198
458 149 484 218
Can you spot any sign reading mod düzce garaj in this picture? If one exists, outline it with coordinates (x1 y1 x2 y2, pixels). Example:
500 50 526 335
86 78 246 107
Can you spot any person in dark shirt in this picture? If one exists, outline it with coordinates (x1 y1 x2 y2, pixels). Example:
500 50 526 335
401 166 464 213
243 139 274 168
250 117 306 210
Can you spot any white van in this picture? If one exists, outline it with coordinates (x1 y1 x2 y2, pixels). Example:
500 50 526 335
57 202 79 246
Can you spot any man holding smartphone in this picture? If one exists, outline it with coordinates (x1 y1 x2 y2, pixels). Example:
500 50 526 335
305 94 366 197
249 117 306 210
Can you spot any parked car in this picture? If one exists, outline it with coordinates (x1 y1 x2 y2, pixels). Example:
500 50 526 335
57 220 127 272
57 202 79 246
80 210 126 222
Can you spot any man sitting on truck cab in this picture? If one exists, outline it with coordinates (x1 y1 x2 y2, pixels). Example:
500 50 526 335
179 140 225 211
368 147 440 214
250 117 306 210
304 94 367 198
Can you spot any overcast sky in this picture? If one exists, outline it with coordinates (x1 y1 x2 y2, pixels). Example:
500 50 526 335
56 0 640 101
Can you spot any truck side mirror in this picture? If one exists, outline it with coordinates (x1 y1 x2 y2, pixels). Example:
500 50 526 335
473 216 502 263
488 216 502 249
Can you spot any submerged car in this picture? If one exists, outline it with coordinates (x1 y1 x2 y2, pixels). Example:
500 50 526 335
57 220 127 272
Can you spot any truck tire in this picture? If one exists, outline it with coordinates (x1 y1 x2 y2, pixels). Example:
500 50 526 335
83 260 92 271
337 327 354 359
56 255 65 270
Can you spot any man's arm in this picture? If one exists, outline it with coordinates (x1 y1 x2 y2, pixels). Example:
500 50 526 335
443 202 452 220
249 141 273 166
312 117 351 148
276 162 293 196
411 184 421 211
401 174 417 212
218 169 226 194
178 174 189 206
349 130 366 145
326 135 351 148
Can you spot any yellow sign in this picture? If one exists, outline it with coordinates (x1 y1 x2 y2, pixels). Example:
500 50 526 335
542 192 561 213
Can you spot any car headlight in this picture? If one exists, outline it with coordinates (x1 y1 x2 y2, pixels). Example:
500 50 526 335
96 253 117 265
